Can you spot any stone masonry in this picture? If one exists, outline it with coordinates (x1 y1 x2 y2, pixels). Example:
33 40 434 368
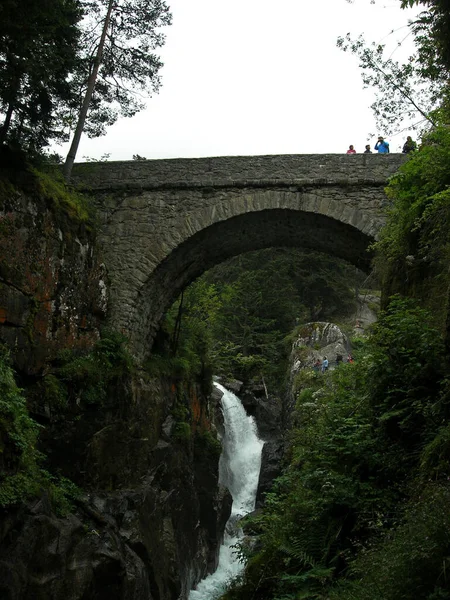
72 154 407 360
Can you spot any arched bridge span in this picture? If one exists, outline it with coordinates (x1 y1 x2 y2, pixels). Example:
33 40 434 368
72 154 406 360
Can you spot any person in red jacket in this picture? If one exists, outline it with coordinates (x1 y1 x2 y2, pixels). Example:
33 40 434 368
346 145 356 154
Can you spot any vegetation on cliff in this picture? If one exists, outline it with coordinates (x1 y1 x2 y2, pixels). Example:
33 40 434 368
375 124 450 335
0 147 92 222
221 2 450 598
0 346 80 513
155 248 363 393
224 298 450 599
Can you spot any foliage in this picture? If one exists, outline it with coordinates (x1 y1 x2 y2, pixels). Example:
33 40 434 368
0 345 41 502
224 297 450 599
0 0 172 155
194 428 222 462
0 147 93 222
62 0 172 178
373 125 450 326
172 421 191 445
31 166 92 221
328 483 450 600
0 0 83 149
156 249 361 394
0 346 80 512
377 125 450 259
336 33 442 135
206 249 360 389
152 280 220 389
57 329 134 407
401 0 450 77
0 330 133 509
338 0 450 136
68 0 172 138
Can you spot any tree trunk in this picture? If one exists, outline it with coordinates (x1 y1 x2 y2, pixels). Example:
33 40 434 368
63 0 114 182
0 69 21 145
171 291 184 356
0 101 15 145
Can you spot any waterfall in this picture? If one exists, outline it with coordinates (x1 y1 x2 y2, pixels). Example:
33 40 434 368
189 382 264 600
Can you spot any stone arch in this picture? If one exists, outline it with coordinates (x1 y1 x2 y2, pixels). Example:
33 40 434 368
105 188 382 360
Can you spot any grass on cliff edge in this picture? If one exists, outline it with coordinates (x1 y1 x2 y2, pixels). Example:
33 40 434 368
0 146 91 223
31 167 91 222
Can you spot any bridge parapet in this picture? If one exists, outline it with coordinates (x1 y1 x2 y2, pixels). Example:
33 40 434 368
71 154 407 191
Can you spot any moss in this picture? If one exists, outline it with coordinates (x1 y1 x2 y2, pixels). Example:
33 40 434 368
368 301 380 314
56 329 134 408
172 421 191 445
24 297 40 345
0 178 17 209
194 428 222 462
37 374 68 411
292 345 309 362
31 167 92 223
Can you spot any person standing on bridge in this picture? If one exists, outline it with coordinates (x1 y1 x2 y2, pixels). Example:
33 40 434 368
402 136 417 154
375 136 390 153
346 145 356 154
364 144 372 153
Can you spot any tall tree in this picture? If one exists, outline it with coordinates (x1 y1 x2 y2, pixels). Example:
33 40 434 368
401 0 450 75
63 0 171 180
338 0 450 135
0 0 82 150
336 33 444 135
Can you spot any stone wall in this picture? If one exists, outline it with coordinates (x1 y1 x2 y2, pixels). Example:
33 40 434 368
72 153 406 191
90 184 391 360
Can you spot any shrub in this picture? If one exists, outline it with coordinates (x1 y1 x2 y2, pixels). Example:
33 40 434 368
0 346 79 512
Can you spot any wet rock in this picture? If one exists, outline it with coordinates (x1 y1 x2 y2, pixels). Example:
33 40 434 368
0 496 150 600
256 439 284 507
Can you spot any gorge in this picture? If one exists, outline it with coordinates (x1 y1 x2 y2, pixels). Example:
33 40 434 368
1 137 450 599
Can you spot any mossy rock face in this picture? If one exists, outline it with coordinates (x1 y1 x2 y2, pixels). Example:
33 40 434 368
0 167 106 375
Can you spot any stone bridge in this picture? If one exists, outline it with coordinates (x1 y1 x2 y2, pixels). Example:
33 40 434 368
72 154 406 359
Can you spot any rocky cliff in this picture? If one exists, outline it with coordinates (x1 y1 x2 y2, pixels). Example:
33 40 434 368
0 376 232 600
0 160 230 600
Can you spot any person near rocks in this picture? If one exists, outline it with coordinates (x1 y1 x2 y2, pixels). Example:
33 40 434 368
321 356 329 372
347 353 354 363
364 144 372 153
313 358 322 372
375 136 390 153
346 145 356 154
336 354 343 366
402 136 417 154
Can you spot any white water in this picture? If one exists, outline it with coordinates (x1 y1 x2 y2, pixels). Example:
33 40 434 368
189 382 264 600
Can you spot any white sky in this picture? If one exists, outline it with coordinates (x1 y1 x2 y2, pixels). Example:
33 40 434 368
63 0 420 161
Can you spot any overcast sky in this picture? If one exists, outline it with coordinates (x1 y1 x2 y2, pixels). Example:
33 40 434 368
63 0 420 161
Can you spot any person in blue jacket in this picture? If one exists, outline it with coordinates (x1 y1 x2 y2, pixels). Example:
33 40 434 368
375 136 390 153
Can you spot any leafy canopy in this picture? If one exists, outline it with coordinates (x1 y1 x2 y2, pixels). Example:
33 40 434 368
0 0 83 149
